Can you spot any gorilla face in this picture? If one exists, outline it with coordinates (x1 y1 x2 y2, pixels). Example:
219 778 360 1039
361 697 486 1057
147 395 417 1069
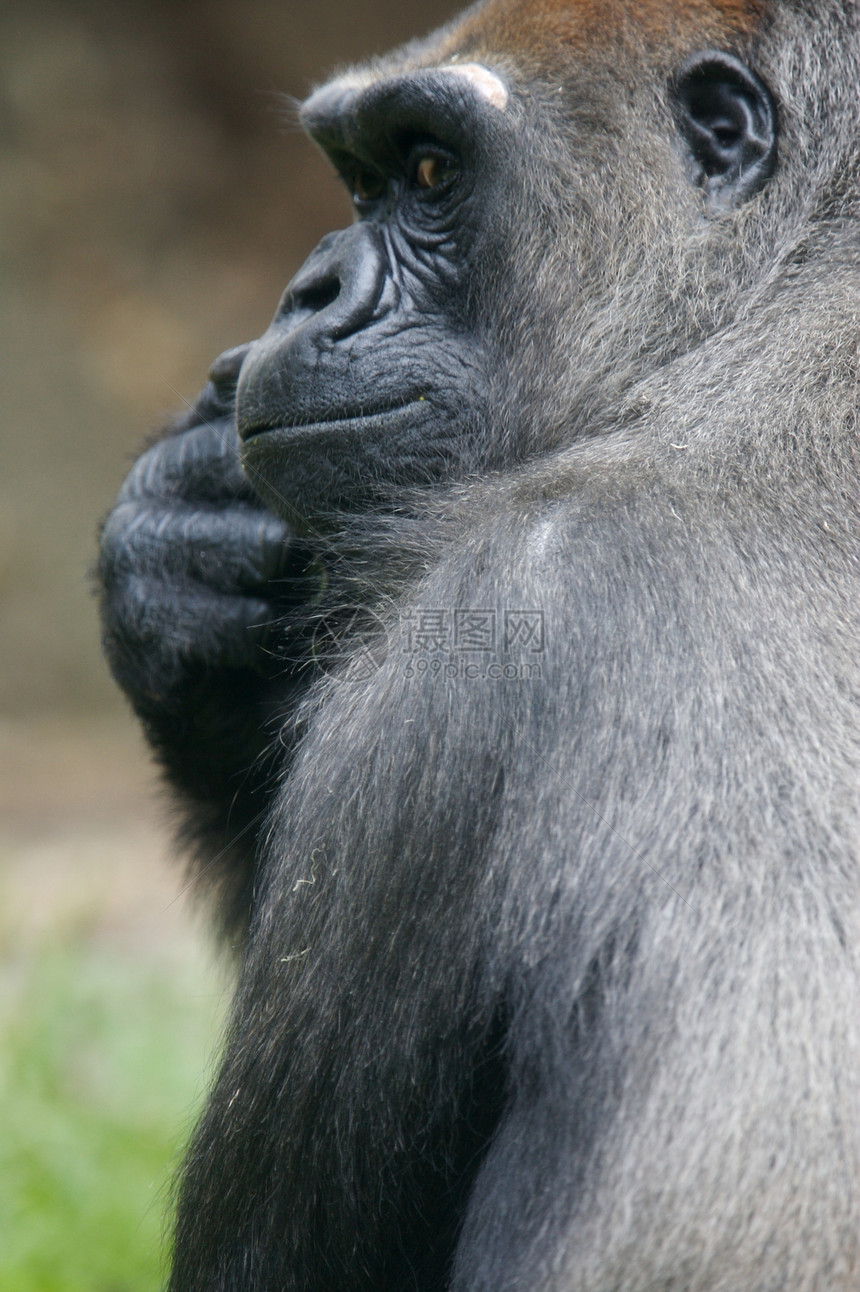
237 68 512 526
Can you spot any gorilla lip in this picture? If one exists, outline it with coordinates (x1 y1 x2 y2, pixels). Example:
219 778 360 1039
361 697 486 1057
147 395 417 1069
239 399 429 442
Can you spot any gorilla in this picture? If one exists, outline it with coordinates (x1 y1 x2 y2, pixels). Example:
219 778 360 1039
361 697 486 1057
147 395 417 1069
97 0 860 1287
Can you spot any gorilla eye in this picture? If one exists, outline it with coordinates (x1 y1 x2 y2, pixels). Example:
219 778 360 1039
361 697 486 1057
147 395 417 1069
352 169 386 205
411 153 458 193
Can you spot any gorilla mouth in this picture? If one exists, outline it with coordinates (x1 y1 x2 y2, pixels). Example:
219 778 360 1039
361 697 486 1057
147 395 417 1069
239 400 429 443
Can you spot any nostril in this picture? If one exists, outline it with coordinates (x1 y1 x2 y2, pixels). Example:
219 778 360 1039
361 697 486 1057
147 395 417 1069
279 273 341 322
299 276 340 314
272 225 386 339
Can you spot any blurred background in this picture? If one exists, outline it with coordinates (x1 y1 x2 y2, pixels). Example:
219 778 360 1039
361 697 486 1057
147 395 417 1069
0 1 457 1286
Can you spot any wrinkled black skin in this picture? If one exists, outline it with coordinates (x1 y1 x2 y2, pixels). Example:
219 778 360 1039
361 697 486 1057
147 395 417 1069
95 37 858 1292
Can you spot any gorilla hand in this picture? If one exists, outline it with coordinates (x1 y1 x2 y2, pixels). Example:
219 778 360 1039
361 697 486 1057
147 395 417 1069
98 345 308 937
99 347 296 705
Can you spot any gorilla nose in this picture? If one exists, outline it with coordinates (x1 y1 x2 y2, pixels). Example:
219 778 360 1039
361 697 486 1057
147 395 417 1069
236 224 396 440
275 224 389 343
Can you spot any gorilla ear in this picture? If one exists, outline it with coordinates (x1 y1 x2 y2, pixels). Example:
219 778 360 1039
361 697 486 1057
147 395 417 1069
672 50 777 211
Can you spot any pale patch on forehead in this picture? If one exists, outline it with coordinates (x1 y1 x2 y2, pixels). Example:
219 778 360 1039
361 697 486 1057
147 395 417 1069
305 61 508 121
441 62 509 111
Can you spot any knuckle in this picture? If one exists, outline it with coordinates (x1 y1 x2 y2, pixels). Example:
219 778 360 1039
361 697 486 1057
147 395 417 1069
98 501 140 570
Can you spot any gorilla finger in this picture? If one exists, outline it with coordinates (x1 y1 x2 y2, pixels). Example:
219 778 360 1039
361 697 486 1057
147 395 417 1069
101 501 295 590
169 344 254 433
202 343 253 415
103 575 279 686
121 418 254 505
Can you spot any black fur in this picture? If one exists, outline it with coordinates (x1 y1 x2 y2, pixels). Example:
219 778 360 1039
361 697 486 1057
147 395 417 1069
97 3 860 1288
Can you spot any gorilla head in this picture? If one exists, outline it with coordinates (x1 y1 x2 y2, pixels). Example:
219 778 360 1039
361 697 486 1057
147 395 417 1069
237 1 784 526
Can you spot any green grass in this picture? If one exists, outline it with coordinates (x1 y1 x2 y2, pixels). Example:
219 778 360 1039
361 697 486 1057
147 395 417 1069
0 935 228 1292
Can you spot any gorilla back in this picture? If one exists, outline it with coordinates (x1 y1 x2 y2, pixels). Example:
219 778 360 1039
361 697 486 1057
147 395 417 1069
97 1 860 1288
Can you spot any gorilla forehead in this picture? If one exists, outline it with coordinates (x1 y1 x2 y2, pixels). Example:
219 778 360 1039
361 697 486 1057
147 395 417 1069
304 0 769 125
448 0 766 58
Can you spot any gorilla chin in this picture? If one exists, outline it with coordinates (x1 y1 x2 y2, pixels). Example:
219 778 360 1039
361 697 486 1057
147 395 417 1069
238 401 442 525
